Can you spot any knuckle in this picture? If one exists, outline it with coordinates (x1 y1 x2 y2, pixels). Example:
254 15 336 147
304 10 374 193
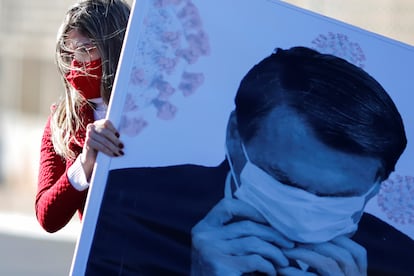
192 231 213 248
220 198 233 209
220 199 235 215
247 254 262 264
245 254 266 270
102 119 111 128
244 236 260 245
191 234 203 246
241 220 255 230
191 224 204 237
357 244 367 257
342 254 354 266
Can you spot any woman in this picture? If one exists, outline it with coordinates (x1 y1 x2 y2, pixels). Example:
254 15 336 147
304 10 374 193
36 0 130 233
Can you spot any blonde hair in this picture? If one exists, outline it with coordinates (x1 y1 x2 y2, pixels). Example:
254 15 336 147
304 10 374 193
51 0 130 159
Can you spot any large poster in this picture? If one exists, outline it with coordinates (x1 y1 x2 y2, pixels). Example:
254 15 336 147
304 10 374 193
71 0 414 274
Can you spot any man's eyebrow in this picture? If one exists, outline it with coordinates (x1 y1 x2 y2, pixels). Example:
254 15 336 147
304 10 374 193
265 164 304 189
267 164 361 197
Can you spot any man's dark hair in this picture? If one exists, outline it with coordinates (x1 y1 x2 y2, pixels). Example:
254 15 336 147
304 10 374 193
235 46 406 180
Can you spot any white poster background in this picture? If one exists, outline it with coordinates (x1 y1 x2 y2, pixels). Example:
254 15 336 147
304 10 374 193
71 0 414 274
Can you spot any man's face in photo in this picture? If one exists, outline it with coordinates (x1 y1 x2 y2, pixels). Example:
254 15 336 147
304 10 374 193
243 106 381 197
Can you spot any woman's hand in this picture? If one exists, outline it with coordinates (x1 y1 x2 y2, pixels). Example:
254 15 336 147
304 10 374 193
80 119 124 181
191 198 294 276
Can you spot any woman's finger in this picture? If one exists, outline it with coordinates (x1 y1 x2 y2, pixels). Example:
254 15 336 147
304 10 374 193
86 135 120 157
86 122 123 156
87 129 121 155
90 123 120 145
92 119 117 132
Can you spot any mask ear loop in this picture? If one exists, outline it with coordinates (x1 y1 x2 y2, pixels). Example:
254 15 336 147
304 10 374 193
363 182 381 205
225 146 241 192
241 142 252 163
225 142 252 191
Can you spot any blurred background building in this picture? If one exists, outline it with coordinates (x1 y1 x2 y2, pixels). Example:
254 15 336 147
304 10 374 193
0 0 412 274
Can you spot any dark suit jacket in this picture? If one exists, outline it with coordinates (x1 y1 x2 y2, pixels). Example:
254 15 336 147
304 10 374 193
84 161 413 275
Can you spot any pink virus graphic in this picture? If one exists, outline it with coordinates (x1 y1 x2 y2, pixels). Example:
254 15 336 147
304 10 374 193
161 31 181 49
176 32 210 64
179 71 204 97
153 99 177 120
119 115 148 137
155 79 176 101
377 175 414 225
123 93 139 112
154 0 183 8
122 0 210 137
157 56 179 74
311 32 366 68
130 67 147 86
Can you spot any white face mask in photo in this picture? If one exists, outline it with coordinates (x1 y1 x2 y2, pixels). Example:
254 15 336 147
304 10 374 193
230 144 379 243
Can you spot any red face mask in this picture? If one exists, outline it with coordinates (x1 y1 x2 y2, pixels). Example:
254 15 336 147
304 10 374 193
66 58 102 99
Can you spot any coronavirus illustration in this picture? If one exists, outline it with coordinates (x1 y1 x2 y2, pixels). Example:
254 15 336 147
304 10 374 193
311 32 366 68
119 0 210 136
377 175 414 225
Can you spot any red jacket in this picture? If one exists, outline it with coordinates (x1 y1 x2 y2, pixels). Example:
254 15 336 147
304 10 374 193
36 105 94 233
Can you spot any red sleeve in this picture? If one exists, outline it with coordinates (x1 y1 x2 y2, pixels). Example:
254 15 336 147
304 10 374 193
35 115 88 233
